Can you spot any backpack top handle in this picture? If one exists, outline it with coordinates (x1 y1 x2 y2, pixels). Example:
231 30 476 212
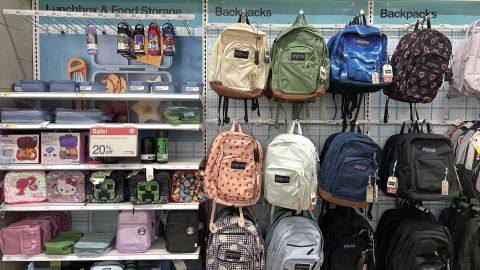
293 9 308 26
237 8 250 25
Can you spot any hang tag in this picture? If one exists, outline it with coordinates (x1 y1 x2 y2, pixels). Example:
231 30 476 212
366 184 374 203
310 192 317 205
386 176 398 195
442 179 449 196
264 50 270 64
382 64 393 83
146 166 154 182
372 71 380 84
374 182 379 202
320 66 327 81
444 68 453 82
173 261 188 270
90 170 112 185
362 264 367 270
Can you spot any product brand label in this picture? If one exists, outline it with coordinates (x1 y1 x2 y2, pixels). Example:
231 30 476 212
225 250 242 261
234 50 249 59
354 165 367 171
356 39 370 46
294 264 310 270
291 52 306 61
344 244 357 249
274 175 291 183
421 147 437 153
231 161 247 170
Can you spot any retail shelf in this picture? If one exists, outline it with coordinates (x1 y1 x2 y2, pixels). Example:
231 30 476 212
0 157 203 171
0 202 199 212
0 92 202 101
205 119 458 126
1 239 199 261
0 123 202 131
2 9 195 21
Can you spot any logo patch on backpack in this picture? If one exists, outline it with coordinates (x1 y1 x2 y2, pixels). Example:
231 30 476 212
294 264 310 270
421 147 436 153
274 175 290 183
234 50 249 59
225 250 241 261
356 39 370 46
354 165 367 171
344 243 357 249
231 161 246 170
291 52 306 61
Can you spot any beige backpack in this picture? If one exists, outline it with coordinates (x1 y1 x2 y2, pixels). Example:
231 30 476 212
209 17 269 124
204 121 263 231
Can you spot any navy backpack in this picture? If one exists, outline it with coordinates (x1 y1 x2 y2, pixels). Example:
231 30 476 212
318 132 382 208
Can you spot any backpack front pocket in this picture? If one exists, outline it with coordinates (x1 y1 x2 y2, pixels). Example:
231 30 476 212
222 42 256 91
216 242 255 270
414 158 448 193
116 223 150 252
265 165 302 209
217 156 257 202
332 157 374 202
279 46 319 94
346 55 377 83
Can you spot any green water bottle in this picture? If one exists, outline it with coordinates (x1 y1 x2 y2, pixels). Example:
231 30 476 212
156 130 168 163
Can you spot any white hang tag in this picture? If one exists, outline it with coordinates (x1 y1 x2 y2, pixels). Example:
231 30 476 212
374 182 379 202
442 179 449 196
382 64 393 83
372 71 380 84
320 66 327 81
89 170 112 185
366 183 374 203
386 176 398 195
146 166 154 182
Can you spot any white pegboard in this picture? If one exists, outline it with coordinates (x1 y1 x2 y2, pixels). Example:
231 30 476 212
205 25 475 230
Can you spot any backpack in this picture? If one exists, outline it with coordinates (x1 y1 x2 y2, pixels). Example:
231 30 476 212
165 210 199 253
328 13 389 131
264 120 318 211
265 209 323 270
129 171 171 204
320 206 375 270
116 210 157 253
377 207 453 270
86 171 128 203
318 132 382 208
204 121 263 230
3 171 47 204
206 207 265 270
46 171 85 203
385 20 451 104
209 15 269 124
378 123 461 200
267 13 329 103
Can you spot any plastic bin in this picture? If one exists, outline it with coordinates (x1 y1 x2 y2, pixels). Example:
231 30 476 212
1 108 55 123
179 82 203 95
151 82 176 94
163 107 201 124
49 80 77 92
78 82 107 93
13 80 49 92
126 81 150 93
55 109 109 123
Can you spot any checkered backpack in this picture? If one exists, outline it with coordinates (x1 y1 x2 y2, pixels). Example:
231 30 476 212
206 207 266 270
204 121 263 231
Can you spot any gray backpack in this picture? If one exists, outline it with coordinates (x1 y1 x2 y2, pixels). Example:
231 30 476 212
206 207 266 270
265 209 323 270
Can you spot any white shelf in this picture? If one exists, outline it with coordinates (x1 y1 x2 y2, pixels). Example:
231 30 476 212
0 123 202 131
0 157 203 171
1 239 199 261
2 9 195 21
0 202 199 212
0 92 202 101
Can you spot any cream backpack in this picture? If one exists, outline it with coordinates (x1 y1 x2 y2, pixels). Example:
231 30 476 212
209 16 270 124
204 121 263 232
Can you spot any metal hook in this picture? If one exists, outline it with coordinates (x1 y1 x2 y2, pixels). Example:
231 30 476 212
21 16 49 33
104 20 117 32
43 17 65 34
183 20 192 37
88 19 107 35
57 17 78 33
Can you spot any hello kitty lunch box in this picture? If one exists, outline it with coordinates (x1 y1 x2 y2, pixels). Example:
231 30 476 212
46 171 85 203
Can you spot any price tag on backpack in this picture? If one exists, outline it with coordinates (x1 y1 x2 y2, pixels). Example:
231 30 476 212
146 166 154 182
386 176 398 195
320 66 327 81
366 177 374 203
382 64 393 83
442 168 449 196
371 71 380 84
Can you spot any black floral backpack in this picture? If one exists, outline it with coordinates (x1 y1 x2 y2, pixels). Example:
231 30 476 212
383 19 452 121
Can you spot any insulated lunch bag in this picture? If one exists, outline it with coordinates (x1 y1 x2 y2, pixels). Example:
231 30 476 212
264 120 318 211
267 13 330 102
3 171 47 204
116 210 157 253
129 172 171 204
46 171 85 203
74 232 116 256
265 209 323 270
171 170 206 203
86 171 128 203
165 210 199 253
318 132 382 208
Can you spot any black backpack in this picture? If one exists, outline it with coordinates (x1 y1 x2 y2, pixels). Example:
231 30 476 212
440 204 480 270
377 205 453 270
378 122 461 200
384 20 451 104
319 206 375 270
129 172 171 204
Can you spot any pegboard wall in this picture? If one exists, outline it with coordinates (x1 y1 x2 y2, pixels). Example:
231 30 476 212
205 25 476 230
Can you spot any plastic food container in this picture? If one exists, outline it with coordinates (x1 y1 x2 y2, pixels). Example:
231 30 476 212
13 80 49 92
151 82 176 94
163 107 201 124
55 109 108 123
179 82 203 95
49 80 77 92
78 82 107 93
1 108 55 123
126 81 150 93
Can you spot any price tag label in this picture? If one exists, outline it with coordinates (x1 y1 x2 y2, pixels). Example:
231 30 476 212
155 85 169 91
185 86 199 92
89 127 138 157
130 85 145 91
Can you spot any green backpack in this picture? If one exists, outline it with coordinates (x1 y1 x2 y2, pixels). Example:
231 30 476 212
267 13 330 122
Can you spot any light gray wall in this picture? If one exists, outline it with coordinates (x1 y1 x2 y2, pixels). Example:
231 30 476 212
0 0 33 91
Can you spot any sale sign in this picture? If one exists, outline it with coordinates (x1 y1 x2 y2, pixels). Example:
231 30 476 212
89 127 138 157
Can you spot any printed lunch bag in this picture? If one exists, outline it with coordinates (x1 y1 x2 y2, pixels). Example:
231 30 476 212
171 170 206 203
129 171 171 204
46 171 85 203
3 171 47 204
86 171 128 203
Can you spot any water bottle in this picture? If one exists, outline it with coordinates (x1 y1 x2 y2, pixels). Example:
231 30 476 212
117 22 131 54
86 24 98 55
162 23 176 56
133 24 146 56
147 23 161 56
156 131 168 163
